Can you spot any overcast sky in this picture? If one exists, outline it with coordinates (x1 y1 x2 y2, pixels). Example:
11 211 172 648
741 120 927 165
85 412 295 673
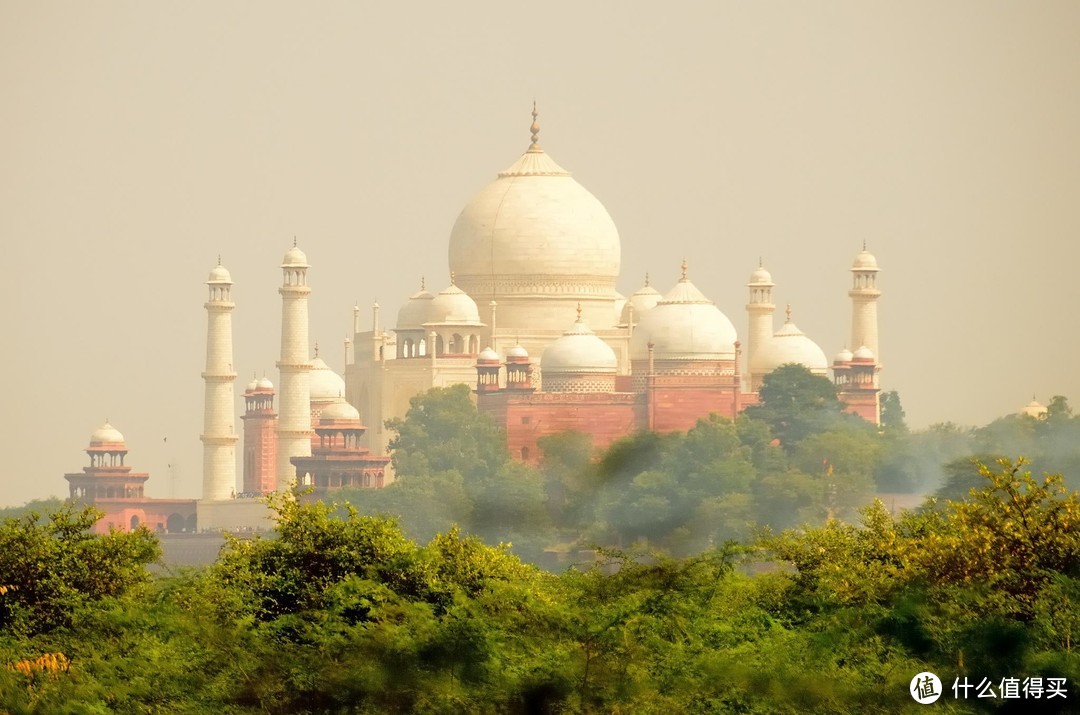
3 1 1078 506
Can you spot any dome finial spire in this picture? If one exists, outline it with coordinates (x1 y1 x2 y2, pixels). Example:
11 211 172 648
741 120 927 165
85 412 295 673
758 256 763 268
576 302 583 322
293 236 297 247
314 341 320 357
644 272 650 287
862 239 867 251
420 275 426 291
450 271 456 286
218 254 222 266
680 258 688 281
529 101 541 152
785 304 792 323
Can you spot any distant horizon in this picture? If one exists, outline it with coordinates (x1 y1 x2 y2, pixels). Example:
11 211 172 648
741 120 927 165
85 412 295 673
4 2 1078 506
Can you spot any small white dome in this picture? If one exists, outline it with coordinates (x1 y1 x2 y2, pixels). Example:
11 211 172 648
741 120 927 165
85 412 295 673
319 399 360 422
541 315 618 373
425 282 482 325
208 263 232 283
477 347 500 362
309 356 346 400
90 422 125 446
282 244 309 267
506 344 529 359
246 377 260 392
396 286 436 330
852 345 876 361
749 264 773 285
1021 399 1048 419
257 376 274 390
761 319 829 373
833 347 854 364
852 249 879 271
620 276 663 324
630 269 738 361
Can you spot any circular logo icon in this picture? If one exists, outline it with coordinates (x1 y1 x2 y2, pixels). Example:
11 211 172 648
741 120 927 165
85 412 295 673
910 672 942 704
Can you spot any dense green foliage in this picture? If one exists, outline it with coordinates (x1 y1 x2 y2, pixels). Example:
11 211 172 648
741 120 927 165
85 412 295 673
3 459 1080 712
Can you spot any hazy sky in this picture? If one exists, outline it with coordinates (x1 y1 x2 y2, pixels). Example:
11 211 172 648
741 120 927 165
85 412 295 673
3 2 1078 506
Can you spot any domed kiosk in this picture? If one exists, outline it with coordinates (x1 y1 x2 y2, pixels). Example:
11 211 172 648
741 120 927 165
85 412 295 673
540 307 618 393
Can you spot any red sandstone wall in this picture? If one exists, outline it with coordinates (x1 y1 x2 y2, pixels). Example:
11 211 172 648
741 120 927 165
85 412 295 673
841 392 880 425
648 386 738 433
92 501 197 534
502 399 640 464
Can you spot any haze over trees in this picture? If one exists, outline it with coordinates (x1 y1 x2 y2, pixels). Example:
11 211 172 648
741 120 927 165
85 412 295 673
4 367 1080 711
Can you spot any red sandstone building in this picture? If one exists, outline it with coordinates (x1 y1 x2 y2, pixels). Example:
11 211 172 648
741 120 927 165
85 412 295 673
64 422 197 534
291 399 390 491
241 377 278 496
239 356 392 495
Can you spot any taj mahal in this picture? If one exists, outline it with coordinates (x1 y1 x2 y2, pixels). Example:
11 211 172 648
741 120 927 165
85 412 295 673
65 107 883 532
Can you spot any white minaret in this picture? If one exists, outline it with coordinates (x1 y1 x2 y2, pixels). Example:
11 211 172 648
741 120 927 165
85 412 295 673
275 240 313 490
849 244 881 363
746 260 775 391
201 258 238 501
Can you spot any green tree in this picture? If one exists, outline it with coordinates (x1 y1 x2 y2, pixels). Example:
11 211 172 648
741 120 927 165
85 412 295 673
876 422 974 494
1046 395 1073 423
537 431 596 530
0 502 159 637
744 364 849 449
386 384 508 481
879 390 908 434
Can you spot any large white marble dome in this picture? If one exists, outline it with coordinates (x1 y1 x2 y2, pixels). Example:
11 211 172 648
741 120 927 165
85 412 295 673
448 153 620 290
447 109 621 331
630 267 738 361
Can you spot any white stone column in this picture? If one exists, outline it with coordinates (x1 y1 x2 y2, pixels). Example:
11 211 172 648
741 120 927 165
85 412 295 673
201 261 238 501
275 243 313 490
849 249 882 362
746 264 775 391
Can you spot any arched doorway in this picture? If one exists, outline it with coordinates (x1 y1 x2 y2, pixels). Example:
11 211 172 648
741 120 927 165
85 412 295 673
166 513 185 533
